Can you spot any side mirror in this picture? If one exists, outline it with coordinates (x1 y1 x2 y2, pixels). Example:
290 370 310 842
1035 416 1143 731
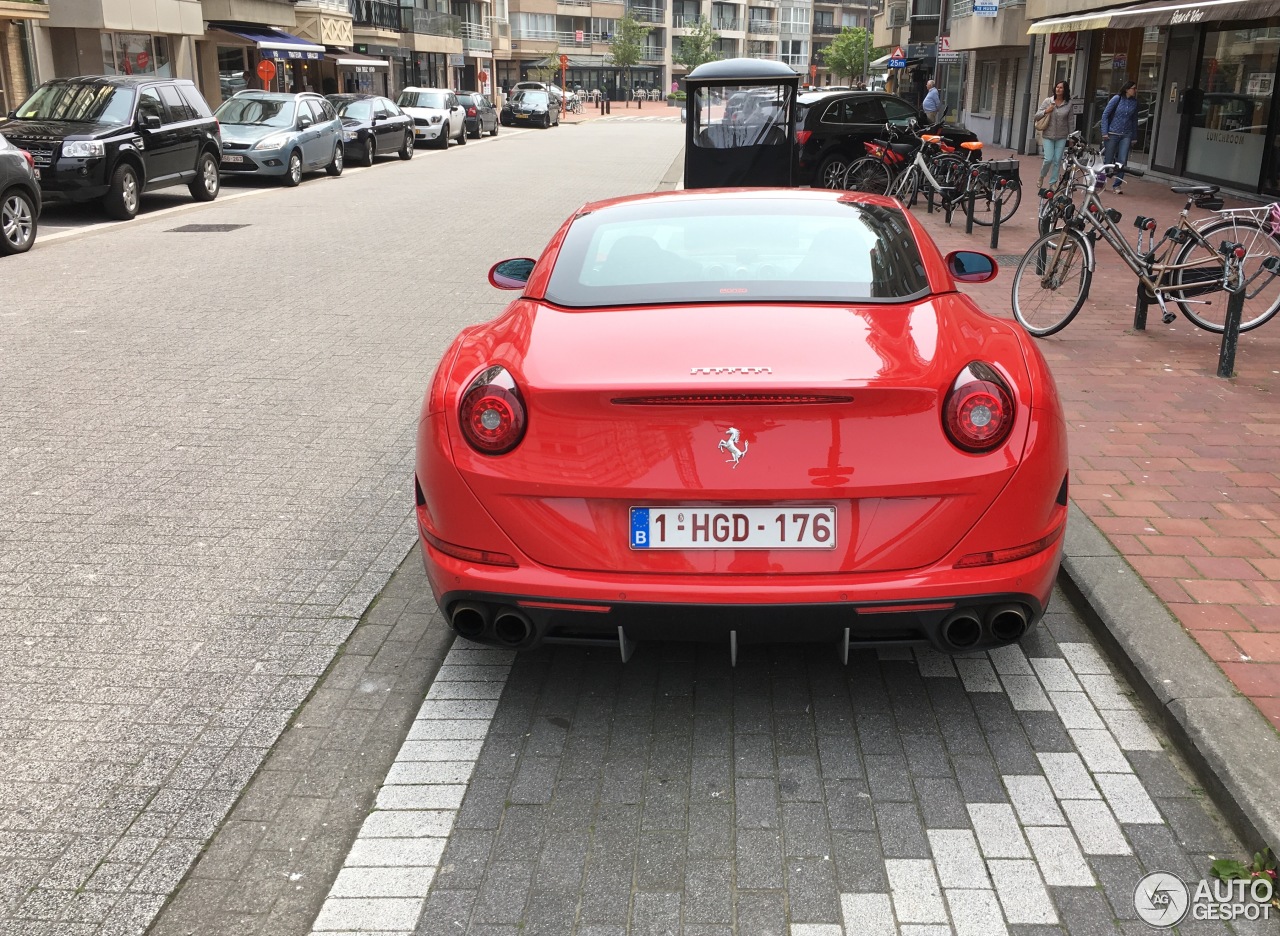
488 258 536 290
299 115 313 129
142 114 162 130
945 250 998 284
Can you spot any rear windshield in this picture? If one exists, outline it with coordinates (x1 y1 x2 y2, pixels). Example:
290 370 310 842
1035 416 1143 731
545 198 929 307
398 91 447 109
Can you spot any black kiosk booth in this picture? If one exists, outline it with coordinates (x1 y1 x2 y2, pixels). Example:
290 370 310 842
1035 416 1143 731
683 58 799 189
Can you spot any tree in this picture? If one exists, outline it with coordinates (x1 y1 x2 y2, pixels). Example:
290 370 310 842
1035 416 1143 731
673 19 721 74
609 13 652 106
823 27 883 85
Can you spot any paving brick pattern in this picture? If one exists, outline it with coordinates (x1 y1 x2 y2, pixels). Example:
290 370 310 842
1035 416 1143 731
0 120 684 936
388 586 1260 935
909 152 1280 733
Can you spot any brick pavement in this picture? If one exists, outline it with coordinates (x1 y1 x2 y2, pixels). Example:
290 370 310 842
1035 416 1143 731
0 120 685 936
310 558 1261 935
909 150 1280 735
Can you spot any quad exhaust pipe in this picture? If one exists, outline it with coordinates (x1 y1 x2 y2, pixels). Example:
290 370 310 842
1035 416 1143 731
493 607 534 647
941 609 982 650
451 602 489 639
987 603 1029 642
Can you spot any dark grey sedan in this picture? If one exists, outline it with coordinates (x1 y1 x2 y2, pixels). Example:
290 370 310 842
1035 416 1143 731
0 132 40 255
456 91 499 138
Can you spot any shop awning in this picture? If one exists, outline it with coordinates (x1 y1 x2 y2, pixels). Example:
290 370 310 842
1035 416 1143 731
207 22 325 60
325 50 390 69
1029 0 1280 33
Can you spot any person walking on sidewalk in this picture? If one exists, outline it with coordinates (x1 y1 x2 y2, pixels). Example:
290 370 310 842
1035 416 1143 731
1101 81 1140 194
1036 80 1074 188
922 80 941 124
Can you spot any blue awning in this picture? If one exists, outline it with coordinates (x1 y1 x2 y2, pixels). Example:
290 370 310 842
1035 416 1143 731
208 22 326 60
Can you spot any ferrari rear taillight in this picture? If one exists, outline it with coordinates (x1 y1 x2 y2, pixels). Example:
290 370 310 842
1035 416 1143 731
942 362 1014 453
460 365 527 454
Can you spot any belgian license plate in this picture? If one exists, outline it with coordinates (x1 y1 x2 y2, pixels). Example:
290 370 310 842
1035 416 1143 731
221 154 244 164
630 506 836 550
517 113 529 119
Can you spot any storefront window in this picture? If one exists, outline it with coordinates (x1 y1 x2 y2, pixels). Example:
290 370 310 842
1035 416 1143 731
218 46 248 98
101 33 171 76
101 33 118 74
1186 22 1278 189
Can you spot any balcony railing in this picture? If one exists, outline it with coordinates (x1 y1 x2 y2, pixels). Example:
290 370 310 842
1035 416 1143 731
486 15 510 38
747 17 778 32
628 3 666 21
779 52 806 65
511 27 611 43
641 46 665 60
746 50 778 59
713 17 741 29
673 13 703 26
400 6 462 36
557 0 592 6
813 21 839 32
296 0 351 13
351 0 401 30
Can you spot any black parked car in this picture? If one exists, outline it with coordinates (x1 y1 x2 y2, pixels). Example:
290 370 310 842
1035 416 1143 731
456 91 498 138
327 94 415 166
0 131 40 255
795 90 978 189
0 75 222 220
501 90 559 129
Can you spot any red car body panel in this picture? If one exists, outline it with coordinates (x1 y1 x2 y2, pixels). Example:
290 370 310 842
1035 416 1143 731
415 189 1068 653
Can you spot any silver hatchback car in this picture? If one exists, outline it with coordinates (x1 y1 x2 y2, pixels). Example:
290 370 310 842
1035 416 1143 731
215 91 345 186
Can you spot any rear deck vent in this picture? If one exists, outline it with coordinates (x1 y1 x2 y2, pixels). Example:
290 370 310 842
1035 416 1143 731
613 394 853 406
168 224 250 233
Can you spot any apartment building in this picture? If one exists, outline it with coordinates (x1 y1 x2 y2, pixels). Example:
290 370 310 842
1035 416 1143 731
1 0 47 112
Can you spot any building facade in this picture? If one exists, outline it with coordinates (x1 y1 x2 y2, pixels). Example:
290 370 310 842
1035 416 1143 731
1 0 48 113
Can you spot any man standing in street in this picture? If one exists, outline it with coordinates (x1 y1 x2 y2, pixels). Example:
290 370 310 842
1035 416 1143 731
922 79 941 124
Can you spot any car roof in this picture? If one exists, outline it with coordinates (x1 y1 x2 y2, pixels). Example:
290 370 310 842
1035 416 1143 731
38 75 191 89
233 89 320 101
399 87 451 94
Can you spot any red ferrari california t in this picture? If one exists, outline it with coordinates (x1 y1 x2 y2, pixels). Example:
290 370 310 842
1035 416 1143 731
415 189 1067 660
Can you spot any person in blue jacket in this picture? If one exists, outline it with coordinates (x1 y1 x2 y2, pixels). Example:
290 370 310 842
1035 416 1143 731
1101 81 1139 193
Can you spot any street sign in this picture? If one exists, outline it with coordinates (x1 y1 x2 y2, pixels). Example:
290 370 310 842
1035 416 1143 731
937 36 950 53
889 45 906 69
891 46 904 59
560 54 569 69
256 59 276 83
809 63 817 79
974 0 997 15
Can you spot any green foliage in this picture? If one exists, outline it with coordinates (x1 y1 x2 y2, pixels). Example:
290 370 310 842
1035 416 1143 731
608 14 652 71
673 19 721 73
1211 848 1278 909
823 27 883 83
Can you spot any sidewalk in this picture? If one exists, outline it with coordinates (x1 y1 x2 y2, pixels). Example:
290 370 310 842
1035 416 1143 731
911 148 1280 734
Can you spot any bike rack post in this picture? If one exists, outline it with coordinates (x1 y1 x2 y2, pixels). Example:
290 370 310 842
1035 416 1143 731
965 170 977 235
1217 271 1246 379
989 179 1005 250
1133 283 1149 330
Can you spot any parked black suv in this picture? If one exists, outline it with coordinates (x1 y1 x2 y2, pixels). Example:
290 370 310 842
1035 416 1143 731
0 76 222 220
796 90 978 189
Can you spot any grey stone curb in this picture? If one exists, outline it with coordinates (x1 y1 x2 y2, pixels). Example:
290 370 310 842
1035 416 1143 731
1058 501 1280 855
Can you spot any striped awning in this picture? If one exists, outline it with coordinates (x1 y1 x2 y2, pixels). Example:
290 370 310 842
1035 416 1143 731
1029 0 1280 33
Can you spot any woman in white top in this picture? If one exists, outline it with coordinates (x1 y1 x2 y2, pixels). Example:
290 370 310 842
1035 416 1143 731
1036 80 1074 188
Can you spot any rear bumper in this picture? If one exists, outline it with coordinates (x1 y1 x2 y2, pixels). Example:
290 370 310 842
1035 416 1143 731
418 509 1062 653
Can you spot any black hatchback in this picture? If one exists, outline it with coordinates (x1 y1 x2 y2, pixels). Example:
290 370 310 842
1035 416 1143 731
795 90 978 189
0 75 222 220
456 91 498 138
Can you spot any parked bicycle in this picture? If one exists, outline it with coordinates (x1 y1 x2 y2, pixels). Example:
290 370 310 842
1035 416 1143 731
1036 131 1098 235
1011 156 1280 337
845 121 1021 226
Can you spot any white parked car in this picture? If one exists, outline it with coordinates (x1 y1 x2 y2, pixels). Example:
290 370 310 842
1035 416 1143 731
513 81 564 101
395 87 466 149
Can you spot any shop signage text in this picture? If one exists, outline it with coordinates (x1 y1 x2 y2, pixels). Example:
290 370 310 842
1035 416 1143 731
974 0 998 16
1170 8 1206 23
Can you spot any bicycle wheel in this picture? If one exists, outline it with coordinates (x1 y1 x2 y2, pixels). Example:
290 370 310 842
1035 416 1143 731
1011 228 1092 337
845 157 892 195
1172 217 1280 333
891 166 920 206
969 176 1022 226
